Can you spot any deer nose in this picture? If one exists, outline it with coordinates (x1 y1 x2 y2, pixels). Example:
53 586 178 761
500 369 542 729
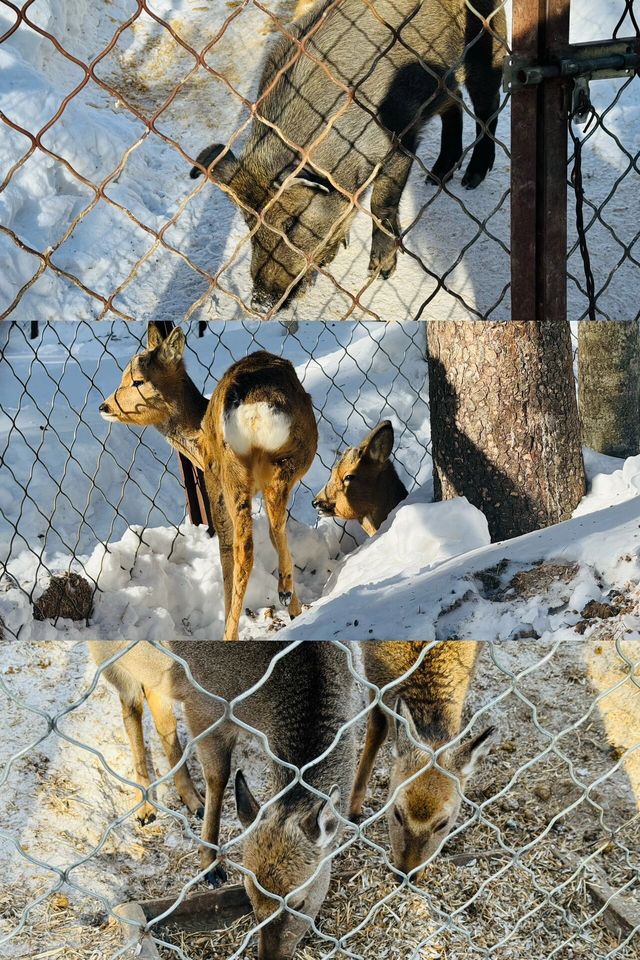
99 402 109 413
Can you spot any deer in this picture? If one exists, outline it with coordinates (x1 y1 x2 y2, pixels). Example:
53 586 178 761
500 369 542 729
99 324 318 640
313 420 408 535
351 641 494 878
88 640 356 960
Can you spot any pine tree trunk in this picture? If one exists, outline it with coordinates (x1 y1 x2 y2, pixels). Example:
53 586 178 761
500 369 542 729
578 320 640 458
428 321 586 541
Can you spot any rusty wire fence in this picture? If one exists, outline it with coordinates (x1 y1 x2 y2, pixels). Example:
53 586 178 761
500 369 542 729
0 638 638 960
0 319 431 640
0 0 513 324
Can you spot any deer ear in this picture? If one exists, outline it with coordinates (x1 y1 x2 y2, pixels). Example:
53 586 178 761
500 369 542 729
301 786 341 847
393 698 422 757
448 726 496 782
360 420 394 463
235 770 261 828
190 143 239 185
157 327 185 368
147 322 164 351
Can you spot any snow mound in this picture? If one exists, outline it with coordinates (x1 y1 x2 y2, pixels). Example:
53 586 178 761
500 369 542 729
1 517 338 641
280 453 640 640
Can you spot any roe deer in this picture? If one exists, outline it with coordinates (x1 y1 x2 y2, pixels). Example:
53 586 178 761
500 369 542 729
89 640 356 960
88 640 203 824
351 641 494 878
313 421 408 534
190 0 506 313
99 324 318 640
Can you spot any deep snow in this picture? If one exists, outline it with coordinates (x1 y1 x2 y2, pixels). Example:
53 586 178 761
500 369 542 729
0 1 637 323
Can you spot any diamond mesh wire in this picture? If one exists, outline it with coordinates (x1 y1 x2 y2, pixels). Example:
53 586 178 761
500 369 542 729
0 638 638 959
0 0 513 323
0 319 431 637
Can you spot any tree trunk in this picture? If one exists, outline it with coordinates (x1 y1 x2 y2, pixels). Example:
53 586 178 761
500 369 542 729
578 320 640 458
427 321 586 541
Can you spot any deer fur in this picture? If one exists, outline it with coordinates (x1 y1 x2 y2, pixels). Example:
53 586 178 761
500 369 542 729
89 640 355 960
313 421 408 534
99 324 318 640
351 641 494 877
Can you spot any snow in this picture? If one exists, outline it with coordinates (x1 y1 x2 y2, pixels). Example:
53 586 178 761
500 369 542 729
1 1 637 322
0 319 430 640
280 457 640 640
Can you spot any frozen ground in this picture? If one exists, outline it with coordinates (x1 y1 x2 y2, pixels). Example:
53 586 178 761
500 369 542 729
0 639 638 959
0 1 637 323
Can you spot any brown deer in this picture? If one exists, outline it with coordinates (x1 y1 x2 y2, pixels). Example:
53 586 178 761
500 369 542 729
313 420 408 535
351 641 494 878
88 640 356 960
99 324 318 640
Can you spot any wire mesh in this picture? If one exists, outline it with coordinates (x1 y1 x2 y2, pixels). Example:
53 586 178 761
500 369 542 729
0 318 431 639
0 638 638 959
0 0 512 323
567 1 640 321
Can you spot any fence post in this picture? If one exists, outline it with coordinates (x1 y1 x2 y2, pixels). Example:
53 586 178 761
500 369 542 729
511 0 571 321
152 321 215 537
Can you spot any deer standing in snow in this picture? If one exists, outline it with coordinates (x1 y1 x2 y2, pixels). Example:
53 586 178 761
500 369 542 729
99 324 317 640
313 420 408 534
352 641 494 878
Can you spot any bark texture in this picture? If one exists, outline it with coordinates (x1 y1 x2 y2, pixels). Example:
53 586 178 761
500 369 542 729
428 321 586 541
578 320 640 458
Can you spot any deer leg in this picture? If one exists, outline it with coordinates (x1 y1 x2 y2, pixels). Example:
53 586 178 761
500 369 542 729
205 471 234 630
349 701 390 821
119 691 156 824
426 96 464 186
197 733 233 887
264 475 300 618
144 687 204 817
223 469 254 641
369 149 413 279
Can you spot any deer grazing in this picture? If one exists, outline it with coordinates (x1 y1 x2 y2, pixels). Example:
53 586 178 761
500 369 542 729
89 640 356 960
99 324 318 640
351 641 494 878
313 420 408 534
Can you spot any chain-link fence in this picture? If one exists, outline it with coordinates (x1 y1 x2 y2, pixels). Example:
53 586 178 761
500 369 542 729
0 319 431 640
566 0 640 321
0 638 638 959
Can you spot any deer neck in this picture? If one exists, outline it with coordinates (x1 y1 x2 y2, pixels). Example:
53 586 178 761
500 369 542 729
160 377 209 472
363 464 409 534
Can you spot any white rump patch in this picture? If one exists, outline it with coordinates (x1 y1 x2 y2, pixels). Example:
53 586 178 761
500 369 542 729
223 402 290 456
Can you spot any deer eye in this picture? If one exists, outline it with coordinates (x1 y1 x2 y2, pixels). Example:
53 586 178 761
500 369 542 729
288 896 307 913
432 817 449 833
344 474 356 483
132 379 145 387
393 806 404 826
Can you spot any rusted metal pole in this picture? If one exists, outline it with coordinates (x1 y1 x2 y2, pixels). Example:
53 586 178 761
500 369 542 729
152 320 215 537
510 0 571 321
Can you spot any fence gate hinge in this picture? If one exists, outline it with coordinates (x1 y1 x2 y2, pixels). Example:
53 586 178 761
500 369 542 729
504 37 640 123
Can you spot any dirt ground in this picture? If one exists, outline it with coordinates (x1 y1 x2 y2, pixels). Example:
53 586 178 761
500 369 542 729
0 639 638 960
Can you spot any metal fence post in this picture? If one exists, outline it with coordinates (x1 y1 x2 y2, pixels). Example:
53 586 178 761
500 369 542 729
511 0 571 321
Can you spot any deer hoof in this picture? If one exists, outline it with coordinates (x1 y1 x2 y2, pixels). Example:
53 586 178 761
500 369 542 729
205 863 228 888
279 590 292 607
195 806 204 820
137 806 157 826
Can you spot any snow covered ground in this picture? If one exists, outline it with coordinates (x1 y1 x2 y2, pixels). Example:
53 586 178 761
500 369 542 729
0 319 431 640
4 320 640 643
0 1 637 323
